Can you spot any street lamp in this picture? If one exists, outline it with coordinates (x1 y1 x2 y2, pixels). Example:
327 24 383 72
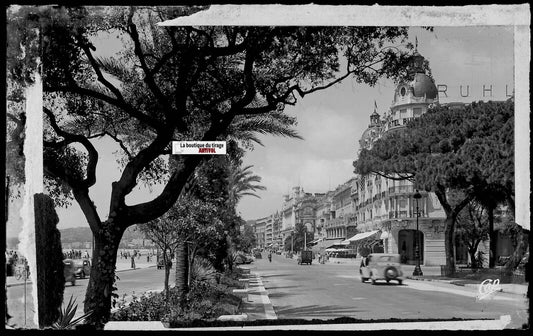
412 190 423 276
291 232 294 253
303 226 307 251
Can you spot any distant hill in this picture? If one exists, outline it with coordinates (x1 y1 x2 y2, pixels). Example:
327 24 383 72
7 225 150 250
59 226 146 244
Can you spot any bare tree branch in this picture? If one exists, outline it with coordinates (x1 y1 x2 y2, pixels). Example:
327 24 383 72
43 107 98 188
127 7 175 124
45 84 164 132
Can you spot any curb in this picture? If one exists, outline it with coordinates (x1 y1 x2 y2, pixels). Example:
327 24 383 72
247 272 277 320
105 315 513 330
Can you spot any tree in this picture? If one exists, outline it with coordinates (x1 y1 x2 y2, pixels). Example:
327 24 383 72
354 100 514 275
154 196 224 304
455 200 490 268
236 222 257 253
7 6 417 326
227 163 266 209
137 221 180 302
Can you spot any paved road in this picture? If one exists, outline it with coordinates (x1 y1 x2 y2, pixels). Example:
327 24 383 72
252 253 528 329
6 265 173 329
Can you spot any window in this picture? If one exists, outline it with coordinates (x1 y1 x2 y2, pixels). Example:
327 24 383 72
413 107 422 116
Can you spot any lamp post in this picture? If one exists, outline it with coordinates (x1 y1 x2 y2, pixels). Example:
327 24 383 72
304 226 307 251
412 190 423 276
291 232 294 253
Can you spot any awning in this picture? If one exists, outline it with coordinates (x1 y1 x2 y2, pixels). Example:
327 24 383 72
308 238 324 245
380 231 390 239
315 238 345 249
344 230 380 242
325 248 353 252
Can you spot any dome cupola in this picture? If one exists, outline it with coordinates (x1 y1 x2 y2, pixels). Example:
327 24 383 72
410 73 438 99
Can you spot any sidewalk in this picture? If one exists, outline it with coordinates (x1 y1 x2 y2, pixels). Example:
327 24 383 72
5 257 157 288
238 267 277 320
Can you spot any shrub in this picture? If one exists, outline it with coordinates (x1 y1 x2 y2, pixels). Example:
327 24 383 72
111 271 243 323
190 257 218 287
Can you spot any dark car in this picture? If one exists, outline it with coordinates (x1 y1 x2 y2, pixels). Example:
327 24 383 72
235 253 254 265
63 259 77 286
74 259 91 279
297 250 313 265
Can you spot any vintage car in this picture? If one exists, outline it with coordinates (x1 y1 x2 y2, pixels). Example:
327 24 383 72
73 259 91 279
235 253 254 265
63 259 77 286
297 250 313 265
359 253 404 285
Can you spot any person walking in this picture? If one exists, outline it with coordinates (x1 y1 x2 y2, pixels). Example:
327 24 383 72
131 254 136 269
268 252 272 263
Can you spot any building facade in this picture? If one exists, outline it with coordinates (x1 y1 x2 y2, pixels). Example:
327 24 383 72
254 216 268 249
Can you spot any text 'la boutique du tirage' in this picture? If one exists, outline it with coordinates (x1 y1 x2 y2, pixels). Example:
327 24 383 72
172 141 227 155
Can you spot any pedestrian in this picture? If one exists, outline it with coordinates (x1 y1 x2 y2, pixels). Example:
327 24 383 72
268 252 272 262
131 255 136 269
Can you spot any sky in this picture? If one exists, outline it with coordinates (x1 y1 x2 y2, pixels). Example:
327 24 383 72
5 19 519 238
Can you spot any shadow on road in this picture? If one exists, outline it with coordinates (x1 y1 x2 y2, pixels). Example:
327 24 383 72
259 273 292 278
363 281 403 286
274 304 365 318
267 292 295 299
264 285 300 290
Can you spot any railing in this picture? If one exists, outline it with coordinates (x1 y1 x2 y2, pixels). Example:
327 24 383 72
388 185 414 194
388 210 425 219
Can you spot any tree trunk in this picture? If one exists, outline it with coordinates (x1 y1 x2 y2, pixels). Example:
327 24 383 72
443 216 456 276
84 222 124 328
187 244 197 288
175 242 189 306
468 249 477 268
487 205 496 268
163 251 170 302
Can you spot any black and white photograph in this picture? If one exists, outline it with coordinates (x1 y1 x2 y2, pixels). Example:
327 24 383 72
4 4 530 331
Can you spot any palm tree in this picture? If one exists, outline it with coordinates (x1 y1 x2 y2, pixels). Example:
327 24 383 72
227 163 267 209
225 110 304 150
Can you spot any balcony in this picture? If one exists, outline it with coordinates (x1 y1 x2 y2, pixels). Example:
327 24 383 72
388 185 414 194
388 210 425 219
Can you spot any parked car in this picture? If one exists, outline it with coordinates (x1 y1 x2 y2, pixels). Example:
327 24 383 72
297 250 313 265
74 259 91 279
360 253 404 285
63 259 77 286
235 253 254 265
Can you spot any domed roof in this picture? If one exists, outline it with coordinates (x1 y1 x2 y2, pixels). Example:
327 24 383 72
411 73 438 99
359 126 380 148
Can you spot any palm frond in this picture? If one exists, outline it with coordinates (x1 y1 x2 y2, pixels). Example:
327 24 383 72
52 295 93 330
